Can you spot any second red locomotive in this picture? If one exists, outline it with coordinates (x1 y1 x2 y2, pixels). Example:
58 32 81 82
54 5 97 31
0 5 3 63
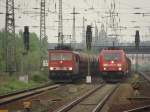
98 48 131 81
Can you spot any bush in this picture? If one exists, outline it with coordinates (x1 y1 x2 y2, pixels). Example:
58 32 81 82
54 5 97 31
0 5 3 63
31 72 48 83
0 75 40 95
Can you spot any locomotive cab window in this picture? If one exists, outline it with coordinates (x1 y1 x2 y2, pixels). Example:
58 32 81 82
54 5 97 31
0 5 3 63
50 53 72 61
104 53 121 61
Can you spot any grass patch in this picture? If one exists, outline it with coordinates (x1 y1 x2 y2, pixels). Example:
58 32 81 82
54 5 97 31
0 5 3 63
0 71 49 95
31 71 48 83
0 77 37 95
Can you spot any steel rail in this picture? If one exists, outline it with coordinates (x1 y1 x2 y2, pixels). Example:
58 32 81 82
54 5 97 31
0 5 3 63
124 72 150 112
0 83 52 98
140 72 150 83
92 84 119 112
0 84 60 105
123 105 150 112
54 84 105 112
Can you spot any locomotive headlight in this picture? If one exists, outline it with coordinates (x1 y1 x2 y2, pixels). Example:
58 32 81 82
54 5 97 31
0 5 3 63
68 67 72 70
103 64 108 67
118 67 122 71
50 67 54 70
104 67 106 70
111 61 114 64
117 64 122 67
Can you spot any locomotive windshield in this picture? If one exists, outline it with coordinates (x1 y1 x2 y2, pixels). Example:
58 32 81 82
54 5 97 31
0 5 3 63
104 53 121 61
50 53 72 61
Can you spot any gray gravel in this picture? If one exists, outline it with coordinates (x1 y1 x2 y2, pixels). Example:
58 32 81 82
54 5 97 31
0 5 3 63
67 84 116 112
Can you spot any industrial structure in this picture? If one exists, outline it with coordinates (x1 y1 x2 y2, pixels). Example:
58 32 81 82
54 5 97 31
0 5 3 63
5 0 16 73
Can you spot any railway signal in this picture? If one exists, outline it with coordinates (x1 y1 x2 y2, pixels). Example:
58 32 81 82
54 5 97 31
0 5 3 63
135 30 140 49
21 26 30 81
86 25 92 83
135 30 140 73
86 25 92 50
23 26 30 51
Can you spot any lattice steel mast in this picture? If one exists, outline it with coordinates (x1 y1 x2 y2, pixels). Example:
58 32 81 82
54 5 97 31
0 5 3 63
58 0 63 46
5 0 16 74
72 7 76 44
70 7 79 47
82 17 86 48
40 0 46 68
40 0 46 43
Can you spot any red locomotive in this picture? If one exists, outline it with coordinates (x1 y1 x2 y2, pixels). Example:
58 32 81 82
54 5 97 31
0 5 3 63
98 48 131 81
48 49 98 82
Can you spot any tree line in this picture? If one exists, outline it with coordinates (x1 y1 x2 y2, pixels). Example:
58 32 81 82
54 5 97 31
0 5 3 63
0 29 48 73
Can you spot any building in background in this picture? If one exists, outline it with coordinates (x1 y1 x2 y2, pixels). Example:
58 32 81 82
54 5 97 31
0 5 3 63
93 24 119 47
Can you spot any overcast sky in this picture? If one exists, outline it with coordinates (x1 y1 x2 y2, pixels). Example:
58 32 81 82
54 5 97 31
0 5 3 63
1 0 150 43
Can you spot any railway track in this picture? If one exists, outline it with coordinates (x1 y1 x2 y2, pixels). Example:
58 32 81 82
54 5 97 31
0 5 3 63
124 105 150 112
54 84 119 112
0 83 52 98
140 72 150 83
121 72 150 112
0 84 60 106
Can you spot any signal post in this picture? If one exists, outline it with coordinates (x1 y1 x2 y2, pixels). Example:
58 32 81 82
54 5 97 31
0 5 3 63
135 30 140 73
86 25 92 83
20 26 30 83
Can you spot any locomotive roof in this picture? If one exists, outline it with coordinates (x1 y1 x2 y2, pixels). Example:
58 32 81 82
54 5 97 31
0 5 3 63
48 49 98 56
101 49 125 54
49 49 73 52
48 49 81 54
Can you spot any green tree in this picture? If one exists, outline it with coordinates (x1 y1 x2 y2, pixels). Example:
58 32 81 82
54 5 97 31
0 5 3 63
0 30 6 71
0 30 48 73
